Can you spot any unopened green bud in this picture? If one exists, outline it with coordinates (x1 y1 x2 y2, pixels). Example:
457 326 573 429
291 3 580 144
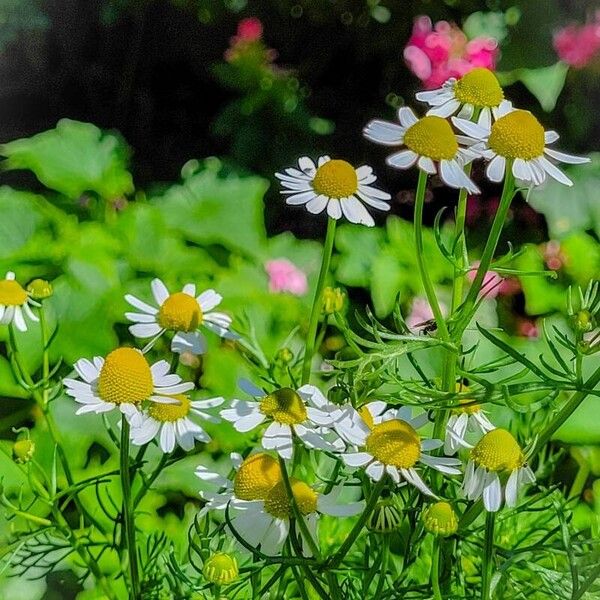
26 279 53 300
573 309 595 334
203 552 238 585
322 287 345 315
13 439 35 464
423 501 458 537
275 347 294 365
367 498 402 533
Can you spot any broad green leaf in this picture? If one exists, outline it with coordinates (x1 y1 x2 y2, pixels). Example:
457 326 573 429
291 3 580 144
1 119 134 199
371 249 404 317
517 62 569 112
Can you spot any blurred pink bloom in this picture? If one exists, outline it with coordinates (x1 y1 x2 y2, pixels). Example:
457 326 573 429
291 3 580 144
265 259 308 296
543 240 566 271
406 296 448 333
554 14 600 68
467 261 505 299
237 17 263 42
517 318 539 339
404 16 499 88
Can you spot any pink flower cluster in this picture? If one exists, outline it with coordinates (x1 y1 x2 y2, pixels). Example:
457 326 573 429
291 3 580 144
554 13 600 68
404 16 499 89
232 17 263 44
265 259 308 296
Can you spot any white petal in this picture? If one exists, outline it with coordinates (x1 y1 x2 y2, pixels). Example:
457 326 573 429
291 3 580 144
486 155 506 182
417 156 437 174
482 472 502 512
363 120 405 145
451 117 489 139
397 106 418 127
74 358 99 383
544 147 590 164
262 422 293 459
130 322 162 338
544 130 559 144
298 156 316 175
386 150 418 169
401 468 435 496
366 461 385 481
428 99 461 117
151 278 170 305
505 469 519 507
305 194 329 214
343 452 373 467
171 331 207 355
538 156 573 186
341 196 375 227
13 307 27 332
327 198 342 220
285 191 317 206
197 289 222 312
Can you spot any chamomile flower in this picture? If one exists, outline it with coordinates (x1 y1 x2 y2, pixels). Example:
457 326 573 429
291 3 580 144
463 428 535 512
444 387 495 455
416 68 505 127
130 394 224 453
342 406 461 496
197 453 364 556
452 101 590 186
219 381 338 459
0 271 40 332
125 279 233 355
275 156 391 227
364 107 480 193
63 347 194 426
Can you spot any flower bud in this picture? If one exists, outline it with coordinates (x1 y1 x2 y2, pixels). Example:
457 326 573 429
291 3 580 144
13 439 35 464
572 309 595 334
203 552 239 585
423 501 458 537
322 287 345 315
26 279 53 300
367 498 402 533
275 347 294 365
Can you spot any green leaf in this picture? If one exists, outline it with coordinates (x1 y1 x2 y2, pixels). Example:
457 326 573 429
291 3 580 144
517 62 569 112
371 249 404 317
1 119 134 199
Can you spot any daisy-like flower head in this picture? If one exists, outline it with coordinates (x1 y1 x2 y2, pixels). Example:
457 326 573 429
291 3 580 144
452 101 590 187
364 107 480 193
416 68 505 126
275 156 391 227
63 347 194 426
125 278 233 355
444 385 495 455
463 428 535 512
219 381 339 459
0 272 40 332
197 453 365 556
130 393 224 453
342 406 461 496
422 501 459 537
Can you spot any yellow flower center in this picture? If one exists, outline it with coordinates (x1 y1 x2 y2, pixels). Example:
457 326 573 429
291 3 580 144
403 116 459 161
157 292 202 332
97 347 154 405
470 428 525 472
358 405 375 429
366 419 421 469
488 110 545 160
0 279 28 306
453 68 504 108
423 501 459 537
148 394 191 422
263 478 318 519
259 387 307 425
202 552 239 585
312 159 358 198
233 453 282 501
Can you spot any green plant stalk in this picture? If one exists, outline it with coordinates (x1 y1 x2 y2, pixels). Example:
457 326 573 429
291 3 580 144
301 217 337 385
120 416 141 600
481 511 496 600
373 535 390 598
431 538 443 600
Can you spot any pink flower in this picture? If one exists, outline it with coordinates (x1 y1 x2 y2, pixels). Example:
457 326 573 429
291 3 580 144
265 259 308 296
237 17 263 42
543 240 566 271
404 15 499 88
554 15 600 68
517 318 539 339
406 296 448 333
467 261 504 299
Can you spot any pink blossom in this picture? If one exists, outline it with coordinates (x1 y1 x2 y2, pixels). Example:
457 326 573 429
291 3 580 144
543 240 566 271
517 318 539 339
236 17 263 42
406 296 448 333
265 259 308 296
404 15 499 88
554 15 600 68
467 261 504 299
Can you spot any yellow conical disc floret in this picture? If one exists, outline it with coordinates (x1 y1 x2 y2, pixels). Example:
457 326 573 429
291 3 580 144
470 428 525 472
157 292 202 332
97 348 153 405
233 453 282 501
423 501 459 537
366 419 421 469
312 160 358 198
488 110 545 160
454 68 504 108
148 394 191 422
259 387 307 425
403 116 459 161
263 478 318 519
202 552 239 585
358 405 375 429
0 278 28 306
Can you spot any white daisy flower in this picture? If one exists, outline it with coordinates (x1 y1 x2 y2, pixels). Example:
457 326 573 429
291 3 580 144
363 107 480 193
463 428 535 512
219 381 339 459
125 279 233 355
130 394 224 453
275 156 391 227
342 406 461 496
416 68 505 127
444 387 495 455
0 271 40 332
63 347 194 426
197 453 364 557
452 101 590 187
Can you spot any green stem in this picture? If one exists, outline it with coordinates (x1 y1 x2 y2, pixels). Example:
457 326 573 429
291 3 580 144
134 453 168 507
373 535 389 597
328 476 387 569
481 511 496 600
120 417 141 599
301 217 337 385
39 304 51 407
451 176 471 314
431 537 443 600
